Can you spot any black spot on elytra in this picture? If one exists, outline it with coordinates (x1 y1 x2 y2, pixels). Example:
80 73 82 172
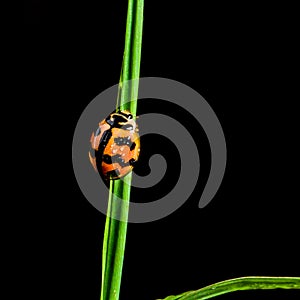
121 124 134 131
99 130 112 150
102 154 113 164
114 137 132 146
102 154 130 168
129 158 136 166
95 127 101 136
130 142 136 151
95 130 112 170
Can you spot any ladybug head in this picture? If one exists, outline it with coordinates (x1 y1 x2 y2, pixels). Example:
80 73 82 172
106 110 135 130
119 110 133 120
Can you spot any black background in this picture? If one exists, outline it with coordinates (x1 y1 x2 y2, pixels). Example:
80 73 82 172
24 1 299 299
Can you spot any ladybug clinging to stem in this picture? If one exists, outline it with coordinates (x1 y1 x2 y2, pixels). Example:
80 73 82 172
89 110 140 180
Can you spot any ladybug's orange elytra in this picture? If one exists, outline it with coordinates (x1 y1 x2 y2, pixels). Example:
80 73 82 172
89 110 140 180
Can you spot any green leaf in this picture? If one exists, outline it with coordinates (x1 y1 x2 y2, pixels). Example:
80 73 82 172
158 276 300 300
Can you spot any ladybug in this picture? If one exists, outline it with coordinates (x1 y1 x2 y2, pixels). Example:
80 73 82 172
89 110 140 180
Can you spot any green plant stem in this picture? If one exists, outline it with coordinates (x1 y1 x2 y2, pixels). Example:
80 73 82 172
159 276 300 300
117 0 144 113
100 1 144 300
